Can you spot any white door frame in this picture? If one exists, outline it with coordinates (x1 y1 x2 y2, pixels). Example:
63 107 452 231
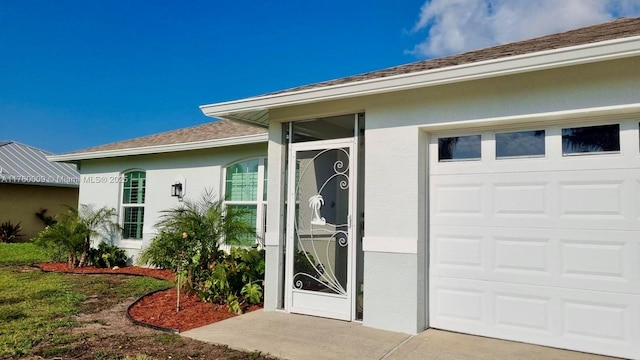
284 137 358 321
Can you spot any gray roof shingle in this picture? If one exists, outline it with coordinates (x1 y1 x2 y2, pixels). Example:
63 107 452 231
0 141 79 187
66 119 266 155
268 17 640 95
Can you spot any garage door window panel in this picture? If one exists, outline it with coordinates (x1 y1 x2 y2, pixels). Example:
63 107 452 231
562 124 620 155
438 135 481 162
496 130 545 159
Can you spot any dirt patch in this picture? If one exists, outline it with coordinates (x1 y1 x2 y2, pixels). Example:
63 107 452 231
27 262 268 359
27 298 274 360
74 298 153 337
35 262 175 281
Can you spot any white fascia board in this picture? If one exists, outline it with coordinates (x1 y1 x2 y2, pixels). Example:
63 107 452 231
47 133 268 162
200 36 640 118
419 103 640 131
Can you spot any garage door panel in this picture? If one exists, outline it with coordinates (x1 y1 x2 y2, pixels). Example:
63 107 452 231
430 276 640 359
429 122 640 359
431 170 640 231
430 225 640 294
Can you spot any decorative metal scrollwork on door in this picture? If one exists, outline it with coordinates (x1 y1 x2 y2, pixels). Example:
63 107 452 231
293 148 350 295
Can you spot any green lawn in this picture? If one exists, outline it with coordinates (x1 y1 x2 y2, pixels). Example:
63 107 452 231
0 243 173 359
0 242 51 265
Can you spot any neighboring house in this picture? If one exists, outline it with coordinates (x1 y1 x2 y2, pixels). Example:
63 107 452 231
48 120 267 257
0 141 79 240
50 18 640 359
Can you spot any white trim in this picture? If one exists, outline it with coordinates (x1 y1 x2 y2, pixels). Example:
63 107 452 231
47 133 268 162
200 36 640 121
418 103 640 132
362 236 417 254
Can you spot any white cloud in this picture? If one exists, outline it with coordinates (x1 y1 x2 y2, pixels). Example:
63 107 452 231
408 0 640 58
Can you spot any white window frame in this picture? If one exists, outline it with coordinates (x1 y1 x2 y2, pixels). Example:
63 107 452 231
222 157 267 247
120 169 146 242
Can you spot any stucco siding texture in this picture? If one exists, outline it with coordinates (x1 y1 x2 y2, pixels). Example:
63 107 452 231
77 143 267 260
0 184 79 240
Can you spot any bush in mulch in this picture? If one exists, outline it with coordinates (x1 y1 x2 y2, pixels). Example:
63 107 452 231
35 262 175 281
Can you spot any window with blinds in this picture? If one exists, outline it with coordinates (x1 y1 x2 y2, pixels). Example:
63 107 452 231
122 170 146 239
224 158 267 246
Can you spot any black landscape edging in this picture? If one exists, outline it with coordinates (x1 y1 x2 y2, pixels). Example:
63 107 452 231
32 263 179 334
126 287 180 334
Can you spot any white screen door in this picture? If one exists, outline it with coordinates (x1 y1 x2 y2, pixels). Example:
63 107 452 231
285 138 356 320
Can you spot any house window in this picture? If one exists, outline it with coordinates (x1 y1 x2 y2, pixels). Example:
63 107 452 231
562 124 620 155
122 170 146 239
496 130 545 159
438 135 481 162
224 158 267 246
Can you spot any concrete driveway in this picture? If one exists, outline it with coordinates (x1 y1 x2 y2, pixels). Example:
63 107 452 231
181 310 617 360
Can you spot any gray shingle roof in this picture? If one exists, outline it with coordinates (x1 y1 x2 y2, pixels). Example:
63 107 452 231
268 17 640 95
0 141 79 187
66 119 266 155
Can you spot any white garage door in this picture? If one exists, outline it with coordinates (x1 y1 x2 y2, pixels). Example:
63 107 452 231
429 120 640 359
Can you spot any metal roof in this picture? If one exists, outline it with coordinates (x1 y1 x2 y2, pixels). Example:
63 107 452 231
0 141 79 187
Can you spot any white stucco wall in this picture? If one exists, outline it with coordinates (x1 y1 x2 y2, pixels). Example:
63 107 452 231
77 143 267 262
264 56 640 334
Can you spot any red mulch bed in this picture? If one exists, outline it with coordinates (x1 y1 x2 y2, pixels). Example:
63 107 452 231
35 262 175 281
35 262 262 332
129 287 262 332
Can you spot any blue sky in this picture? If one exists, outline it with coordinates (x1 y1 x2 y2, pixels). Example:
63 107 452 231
1 1 638 154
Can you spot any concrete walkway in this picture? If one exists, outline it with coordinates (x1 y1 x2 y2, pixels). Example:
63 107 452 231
181 310 616 360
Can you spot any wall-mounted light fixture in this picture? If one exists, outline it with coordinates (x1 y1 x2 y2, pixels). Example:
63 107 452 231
171 182 183 197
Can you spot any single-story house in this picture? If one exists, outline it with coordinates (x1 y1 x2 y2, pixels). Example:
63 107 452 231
0 141 79 240
51 18 640 359
48 120 268 252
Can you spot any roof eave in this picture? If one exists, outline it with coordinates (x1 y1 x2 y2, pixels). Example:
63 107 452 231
200 35 640 124
3 181 80 188
48 133 268 162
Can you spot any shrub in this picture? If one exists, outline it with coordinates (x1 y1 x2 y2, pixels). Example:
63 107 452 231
35 208 57 227
0 221 23 243
139 191 256 289
33 205 120 268
87 242 128 268
139 191 261 312
32 213 85 267
198 247 265 313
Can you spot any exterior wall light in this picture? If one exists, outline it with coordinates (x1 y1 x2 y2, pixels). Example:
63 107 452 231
171 182 183 197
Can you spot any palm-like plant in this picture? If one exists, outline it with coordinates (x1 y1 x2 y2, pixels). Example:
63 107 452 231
139 191 256 289
74 205 120 267
33 204 120 268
